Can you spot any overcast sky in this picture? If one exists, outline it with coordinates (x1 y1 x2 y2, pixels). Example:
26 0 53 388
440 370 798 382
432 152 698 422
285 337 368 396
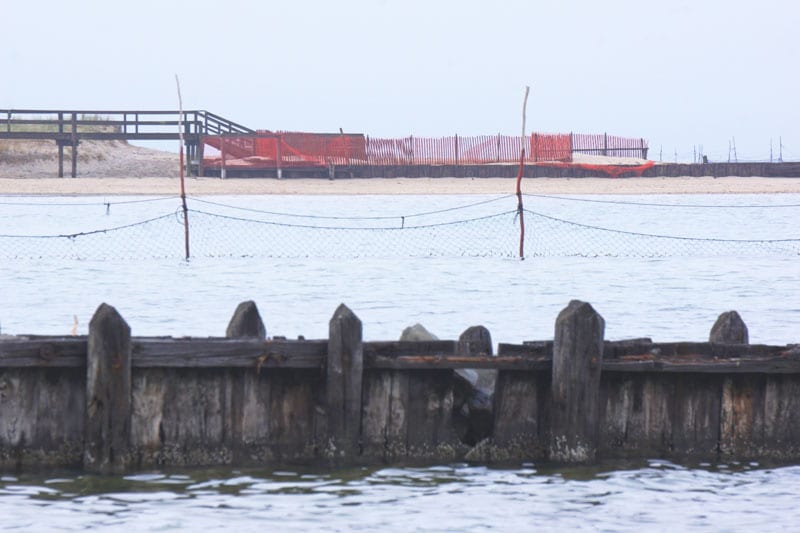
2 0 797 161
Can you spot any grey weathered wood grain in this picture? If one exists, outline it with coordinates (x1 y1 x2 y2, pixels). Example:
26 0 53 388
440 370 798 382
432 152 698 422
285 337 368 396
326 304 363 460
550 300 605 463
84 303 131 473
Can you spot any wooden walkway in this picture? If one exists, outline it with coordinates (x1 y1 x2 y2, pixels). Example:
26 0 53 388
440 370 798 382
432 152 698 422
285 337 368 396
0 109 253 177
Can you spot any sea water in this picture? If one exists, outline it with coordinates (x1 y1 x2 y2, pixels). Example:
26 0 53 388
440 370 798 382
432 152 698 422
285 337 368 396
1 193 799 530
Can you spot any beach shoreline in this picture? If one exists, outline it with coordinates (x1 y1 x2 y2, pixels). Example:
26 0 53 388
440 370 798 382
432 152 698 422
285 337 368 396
0 175 799 196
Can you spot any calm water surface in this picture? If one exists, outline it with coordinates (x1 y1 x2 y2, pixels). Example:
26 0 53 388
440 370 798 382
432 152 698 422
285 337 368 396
1 194 798 344
1 193 799 530
1 461 799 531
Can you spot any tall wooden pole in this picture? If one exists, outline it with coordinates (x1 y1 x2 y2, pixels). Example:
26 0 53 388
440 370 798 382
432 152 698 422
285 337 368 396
176 75 190 260
516 85 530 260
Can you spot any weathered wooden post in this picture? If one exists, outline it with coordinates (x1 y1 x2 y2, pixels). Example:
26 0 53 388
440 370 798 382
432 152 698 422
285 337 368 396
456 325 494 445
550 300 605 463
326 304 363 460
85 303 132 473
458 325 492 357
225 300 267 339
709 310 749 344
458 324 495 389
70 113 78 178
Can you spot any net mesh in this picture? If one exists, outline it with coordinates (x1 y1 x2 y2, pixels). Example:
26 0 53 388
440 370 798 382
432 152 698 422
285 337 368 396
524 209 800 257
188 209 520 258
0 194 798 260
0 213 186 260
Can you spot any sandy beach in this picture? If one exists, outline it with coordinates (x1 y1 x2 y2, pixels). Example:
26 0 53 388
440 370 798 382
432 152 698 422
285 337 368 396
2 141 799 195
1 175 799 196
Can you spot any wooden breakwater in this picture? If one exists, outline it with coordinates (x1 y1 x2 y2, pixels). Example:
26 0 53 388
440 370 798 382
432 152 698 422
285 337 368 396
1 301 799 473
202 161 800 179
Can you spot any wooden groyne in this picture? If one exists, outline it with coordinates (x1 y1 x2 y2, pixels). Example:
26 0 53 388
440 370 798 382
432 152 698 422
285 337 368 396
1 302 799 473
198 161 800 179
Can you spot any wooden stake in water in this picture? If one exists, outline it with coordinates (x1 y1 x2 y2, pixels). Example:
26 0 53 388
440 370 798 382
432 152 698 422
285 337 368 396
176 75 190 260
516 85 530 260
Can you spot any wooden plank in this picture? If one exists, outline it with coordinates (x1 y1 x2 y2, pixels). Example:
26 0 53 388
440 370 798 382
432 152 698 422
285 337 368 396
670 375 723 456
363 340 457 358
0 337 86 367
405 370 457 459
491 370 550 460
1 337 795 373
0 367 85 469
602 353 800 374
84 303 131 473
719 375 800 460
518 340 785 359
131 338 326 368
361 369 409 461
499 341 551 357
367 355 550 370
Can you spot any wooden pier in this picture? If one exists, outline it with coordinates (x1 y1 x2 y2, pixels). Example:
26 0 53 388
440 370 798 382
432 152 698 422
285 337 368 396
1 302 799 472
0 109 252 178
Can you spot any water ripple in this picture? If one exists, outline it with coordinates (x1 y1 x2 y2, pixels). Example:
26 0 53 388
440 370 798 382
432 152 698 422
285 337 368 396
1 462 799 531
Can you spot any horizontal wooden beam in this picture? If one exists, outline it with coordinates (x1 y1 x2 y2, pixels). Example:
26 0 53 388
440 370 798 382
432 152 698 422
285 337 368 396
132 338 327 368
1 336 797 373
603 352 800 373
0 336 86 367
0 132 202 141
367 354 551 371
0 109 205 116
364 340 457 358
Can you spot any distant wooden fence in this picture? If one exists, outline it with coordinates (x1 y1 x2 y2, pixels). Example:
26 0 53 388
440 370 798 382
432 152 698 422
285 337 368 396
1 302 798 472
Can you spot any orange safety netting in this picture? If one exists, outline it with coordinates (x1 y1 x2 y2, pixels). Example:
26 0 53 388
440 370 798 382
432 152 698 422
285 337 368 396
534 160 656 178
530 133 571 162
200 132 649 170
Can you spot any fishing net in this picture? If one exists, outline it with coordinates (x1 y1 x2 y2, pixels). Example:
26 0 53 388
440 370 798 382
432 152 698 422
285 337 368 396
0 194 798 260
188 209 520 259
0 213 185 260
524 209 800 257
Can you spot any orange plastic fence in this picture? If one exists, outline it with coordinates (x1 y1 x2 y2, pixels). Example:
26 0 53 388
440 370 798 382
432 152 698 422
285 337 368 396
201 132 648 170
535 160 656 178
530 133 571 162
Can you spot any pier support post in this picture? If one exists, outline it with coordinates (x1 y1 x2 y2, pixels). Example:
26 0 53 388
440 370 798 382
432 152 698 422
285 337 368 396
57 143 64 178
85 303 132 473
225 300 267 339
326 304 363 460
550 300 605 463
70 113 78 178
197 140 205 177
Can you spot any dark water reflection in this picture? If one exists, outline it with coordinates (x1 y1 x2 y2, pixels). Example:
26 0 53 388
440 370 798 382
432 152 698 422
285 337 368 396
2 460 798 531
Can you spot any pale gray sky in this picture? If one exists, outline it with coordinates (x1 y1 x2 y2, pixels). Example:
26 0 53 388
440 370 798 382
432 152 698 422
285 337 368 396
2 0 797 161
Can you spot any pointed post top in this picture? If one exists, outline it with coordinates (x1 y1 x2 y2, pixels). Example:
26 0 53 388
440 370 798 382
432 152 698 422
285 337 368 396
557 300 603 324
331 303 360 325
710 310 749 344
226 300 267 339
89 303 130 335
